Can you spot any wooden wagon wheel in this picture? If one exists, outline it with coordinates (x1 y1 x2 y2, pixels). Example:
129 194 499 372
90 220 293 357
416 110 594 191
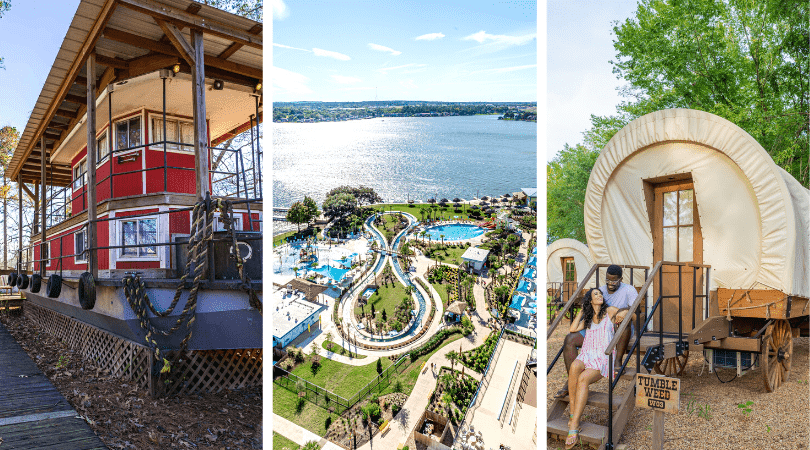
762 319 793 393
653 348 690 377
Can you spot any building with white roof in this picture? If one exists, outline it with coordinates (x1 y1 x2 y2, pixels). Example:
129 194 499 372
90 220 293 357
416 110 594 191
273 285 327 348
461 247 490 271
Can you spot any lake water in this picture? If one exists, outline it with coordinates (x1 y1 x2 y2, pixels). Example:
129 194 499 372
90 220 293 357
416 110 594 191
272 114 537 208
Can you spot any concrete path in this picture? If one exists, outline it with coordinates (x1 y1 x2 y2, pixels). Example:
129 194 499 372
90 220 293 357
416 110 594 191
273 414 344 450
357 280 493 450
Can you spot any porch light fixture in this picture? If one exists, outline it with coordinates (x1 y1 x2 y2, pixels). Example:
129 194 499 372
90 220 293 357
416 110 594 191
172 63 181 74
254 82 262 92
213 80 225 90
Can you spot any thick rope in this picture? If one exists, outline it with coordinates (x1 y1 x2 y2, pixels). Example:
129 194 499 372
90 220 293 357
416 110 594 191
217 199 262 314
123 196 215 386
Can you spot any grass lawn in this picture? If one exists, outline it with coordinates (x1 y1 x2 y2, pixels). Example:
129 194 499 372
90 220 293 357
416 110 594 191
273 387 333 437
274 332 467 438
376 203 497 222
380 332 466 397
430 282 452 307
273 431 301 450
321 339 367 359
354 279 409 327
289 354 393 398
426 245 469 266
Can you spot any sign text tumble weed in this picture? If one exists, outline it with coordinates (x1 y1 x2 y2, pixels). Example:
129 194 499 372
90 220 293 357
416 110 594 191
635 373 681 415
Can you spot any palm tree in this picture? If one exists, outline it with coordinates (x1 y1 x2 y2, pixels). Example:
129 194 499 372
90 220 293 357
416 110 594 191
447 350 458 373
440 234 445 249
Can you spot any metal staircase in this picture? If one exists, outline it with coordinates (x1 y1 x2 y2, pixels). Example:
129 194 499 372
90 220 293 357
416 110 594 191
545 261 709 449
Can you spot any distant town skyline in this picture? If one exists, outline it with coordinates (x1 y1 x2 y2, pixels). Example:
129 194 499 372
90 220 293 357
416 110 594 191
272 0 537 103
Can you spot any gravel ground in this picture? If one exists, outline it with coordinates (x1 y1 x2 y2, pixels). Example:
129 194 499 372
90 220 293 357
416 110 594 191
546 324 809 450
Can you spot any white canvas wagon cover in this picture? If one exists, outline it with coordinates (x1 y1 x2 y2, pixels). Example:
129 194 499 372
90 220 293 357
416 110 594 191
546 238 595 287
584 109 810 298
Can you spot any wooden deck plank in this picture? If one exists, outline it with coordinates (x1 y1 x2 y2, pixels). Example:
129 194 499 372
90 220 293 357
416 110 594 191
0 321 107 449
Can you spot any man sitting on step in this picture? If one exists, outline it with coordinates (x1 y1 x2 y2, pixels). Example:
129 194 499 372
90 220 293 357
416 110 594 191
555 264 636 397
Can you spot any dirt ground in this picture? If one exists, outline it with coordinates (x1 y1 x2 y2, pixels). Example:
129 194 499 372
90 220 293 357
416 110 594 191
0 313 262 450
546 323 809 450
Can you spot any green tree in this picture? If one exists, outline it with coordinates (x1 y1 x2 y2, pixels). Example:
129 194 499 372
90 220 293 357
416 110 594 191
322 192 358 221
547 144 599 243
193 0 262 21
608 0 808 186
0 1 9 69
302 195 319 219
286 201 310 233
376 357 382 375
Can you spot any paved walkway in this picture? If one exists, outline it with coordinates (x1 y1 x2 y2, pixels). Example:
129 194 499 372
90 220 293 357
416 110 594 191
273 414 344 450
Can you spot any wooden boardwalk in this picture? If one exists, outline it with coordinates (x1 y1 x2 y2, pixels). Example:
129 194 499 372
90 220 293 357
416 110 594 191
0 320 107 449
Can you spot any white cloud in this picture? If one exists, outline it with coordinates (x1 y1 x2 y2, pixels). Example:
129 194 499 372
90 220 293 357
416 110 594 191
368 43 402 56
415 32 445 41
472 64 537 74
273 43 311 52
377 63 427 74
312 48 351 61
331 75 362 84
272 67 312 95
399 79 418 90
272 0 289 20
463 30 536 46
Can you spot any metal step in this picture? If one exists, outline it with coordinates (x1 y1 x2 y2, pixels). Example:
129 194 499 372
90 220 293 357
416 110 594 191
547 417 607 447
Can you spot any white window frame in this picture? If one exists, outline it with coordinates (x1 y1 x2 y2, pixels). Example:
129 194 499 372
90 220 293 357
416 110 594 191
150 114 195 152
119 216 159 260
75 227 88 263
73 158 87 191
115 115 143 155
96 130 110 164
214 215 242 232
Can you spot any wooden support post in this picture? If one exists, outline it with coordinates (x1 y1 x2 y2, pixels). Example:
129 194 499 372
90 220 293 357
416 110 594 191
17 175 22 274
33 184 39 234
191 29 209 201
40 135 46 277
87 55 99 279
652 410 664 449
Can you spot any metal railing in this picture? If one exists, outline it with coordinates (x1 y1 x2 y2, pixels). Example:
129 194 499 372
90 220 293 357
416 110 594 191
546 261 711 450
272 353 411 414
18 197 261 282
452 327 505 449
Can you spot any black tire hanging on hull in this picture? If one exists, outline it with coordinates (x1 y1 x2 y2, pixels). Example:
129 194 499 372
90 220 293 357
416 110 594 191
7 273 17 287
46 274 62 298
17 273 29 290
78 272 96 310
30 274 42 293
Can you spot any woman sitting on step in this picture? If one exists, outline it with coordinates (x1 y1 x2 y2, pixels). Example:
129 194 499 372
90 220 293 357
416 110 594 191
565 288 633 449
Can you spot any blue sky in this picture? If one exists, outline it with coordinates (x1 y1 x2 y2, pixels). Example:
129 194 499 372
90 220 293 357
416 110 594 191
271 0 537 103
0 1 81 133
546 0 638 161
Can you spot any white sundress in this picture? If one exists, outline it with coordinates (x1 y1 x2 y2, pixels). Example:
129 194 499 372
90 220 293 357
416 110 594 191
576 315 616 379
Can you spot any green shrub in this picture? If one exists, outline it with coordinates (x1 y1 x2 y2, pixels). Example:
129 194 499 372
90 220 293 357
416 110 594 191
362 402 382 423
392 403 401 416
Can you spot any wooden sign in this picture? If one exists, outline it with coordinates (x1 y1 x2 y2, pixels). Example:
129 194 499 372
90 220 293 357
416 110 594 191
636 373 680 414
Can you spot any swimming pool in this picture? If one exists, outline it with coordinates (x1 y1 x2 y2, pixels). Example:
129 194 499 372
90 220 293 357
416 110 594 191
362 287 377 298
422 223 485 241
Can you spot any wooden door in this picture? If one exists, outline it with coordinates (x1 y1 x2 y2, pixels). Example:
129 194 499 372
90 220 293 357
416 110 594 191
561 257 576 300
652 180 703 334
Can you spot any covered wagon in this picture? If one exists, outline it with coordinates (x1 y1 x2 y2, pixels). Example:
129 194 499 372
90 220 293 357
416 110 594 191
546 238 594 323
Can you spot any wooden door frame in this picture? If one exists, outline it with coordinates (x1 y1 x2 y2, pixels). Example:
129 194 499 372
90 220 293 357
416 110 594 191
644 175 704 333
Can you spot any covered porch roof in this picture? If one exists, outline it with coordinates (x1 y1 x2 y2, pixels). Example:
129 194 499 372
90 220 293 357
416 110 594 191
9 0 263 187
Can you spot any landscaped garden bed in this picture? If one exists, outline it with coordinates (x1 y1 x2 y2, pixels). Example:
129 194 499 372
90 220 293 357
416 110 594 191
427 367 479 425
324 392 408 448
459 330 500 373
354 276 415 335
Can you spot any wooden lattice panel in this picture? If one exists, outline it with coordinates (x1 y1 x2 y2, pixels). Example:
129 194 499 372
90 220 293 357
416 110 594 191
25 302 153 390
25 303 262 397
159 348 263 397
